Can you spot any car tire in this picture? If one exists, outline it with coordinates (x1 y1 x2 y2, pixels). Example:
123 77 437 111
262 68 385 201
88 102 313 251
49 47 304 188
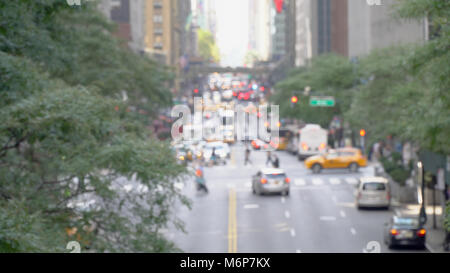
312 163 322 174
349 162 359 173
283 190 290 196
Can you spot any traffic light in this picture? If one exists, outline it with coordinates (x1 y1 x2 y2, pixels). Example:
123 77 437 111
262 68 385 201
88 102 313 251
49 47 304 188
359 129 366 137
291 96 298 104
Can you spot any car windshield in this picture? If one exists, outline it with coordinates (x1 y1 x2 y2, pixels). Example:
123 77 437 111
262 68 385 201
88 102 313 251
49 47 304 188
363 182 386 191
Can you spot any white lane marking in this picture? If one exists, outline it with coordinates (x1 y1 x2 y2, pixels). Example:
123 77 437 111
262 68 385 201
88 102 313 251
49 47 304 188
331 196 338 203
312 178 324 185
350 228 357 235
340 210 346 218
330 178 341 185
319 216 336 221
281 197 286 204
294 178 306 186
227 183 236 189
290 229 296 237
244 182 252 188
244 204 259 209
345 177 358 185
285 211 291 219
296 249 302 253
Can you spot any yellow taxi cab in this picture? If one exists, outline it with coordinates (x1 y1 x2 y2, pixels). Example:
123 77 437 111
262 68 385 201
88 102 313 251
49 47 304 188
304 147 367 173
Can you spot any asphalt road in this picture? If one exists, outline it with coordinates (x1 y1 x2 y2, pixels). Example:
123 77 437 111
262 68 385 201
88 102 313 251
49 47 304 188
165 143 428 253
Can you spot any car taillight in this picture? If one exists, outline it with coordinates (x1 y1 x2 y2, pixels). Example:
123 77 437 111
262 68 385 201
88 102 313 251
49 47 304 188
260 178 267 184
302 143 308 151
285 177 290 183
319 143 326 150
252 140 256 146
386 192 390 200
357 192 362 199
417 229 426 237
390 229 399 236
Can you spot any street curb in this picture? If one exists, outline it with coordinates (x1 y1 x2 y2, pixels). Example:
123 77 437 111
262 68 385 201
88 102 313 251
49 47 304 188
425 243 435 253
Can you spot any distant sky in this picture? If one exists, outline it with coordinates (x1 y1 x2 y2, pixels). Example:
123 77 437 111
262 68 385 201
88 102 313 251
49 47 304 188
215 0 249 67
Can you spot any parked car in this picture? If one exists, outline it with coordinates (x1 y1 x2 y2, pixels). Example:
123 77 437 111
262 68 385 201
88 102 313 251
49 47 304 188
355 177 390 209
383 215 426 249
252 168 290 196
304 147 367 174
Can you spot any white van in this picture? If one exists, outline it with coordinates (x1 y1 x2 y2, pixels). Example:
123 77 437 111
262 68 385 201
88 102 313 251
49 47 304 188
297 124 328 160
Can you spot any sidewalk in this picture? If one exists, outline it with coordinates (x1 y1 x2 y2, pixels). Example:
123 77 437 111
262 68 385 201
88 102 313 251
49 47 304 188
424 208 448 253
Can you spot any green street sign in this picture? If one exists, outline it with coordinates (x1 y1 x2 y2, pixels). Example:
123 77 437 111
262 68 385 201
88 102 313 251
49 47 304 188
309 96 335 107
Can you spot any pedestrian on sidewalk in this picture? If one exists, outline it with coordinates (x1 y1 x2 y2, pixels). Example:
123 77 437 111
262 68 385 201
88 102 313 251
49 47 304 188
244 145 252 165
266 151 272 166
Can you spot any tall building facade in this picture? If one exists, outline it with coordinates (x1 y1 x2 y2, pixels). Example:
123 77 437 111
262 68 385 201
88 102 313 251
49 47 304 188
294 0 425 66
270 0 287 61
347 0 425 58
98 0 147 53
248 0 271 62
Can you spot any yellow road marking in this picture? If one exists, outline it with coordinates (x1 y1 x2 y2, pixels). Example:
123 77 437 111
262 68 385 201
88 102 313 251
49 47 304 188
228 188 237 253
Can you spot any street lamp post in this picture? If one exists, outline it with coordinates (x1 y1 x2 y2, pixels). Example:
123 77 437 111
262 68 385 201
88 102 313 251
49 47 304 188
417 161 427 226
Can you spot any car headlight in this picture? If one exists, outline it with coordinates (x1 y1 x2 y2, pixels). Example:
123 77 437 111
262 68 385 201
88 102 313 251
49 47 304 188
179 156 185 161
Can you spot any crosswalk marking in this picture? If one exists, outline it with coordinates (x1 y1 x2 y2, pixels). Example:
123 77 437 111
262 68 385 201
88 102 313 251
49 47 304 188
345 177 358 185
330 178 341 185
312 178 324 185
294 178 306 186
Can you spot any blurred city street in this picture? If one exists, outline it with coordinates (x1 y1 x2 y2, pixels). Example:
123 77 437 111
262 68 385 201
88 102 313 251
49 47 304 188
166 144 429 253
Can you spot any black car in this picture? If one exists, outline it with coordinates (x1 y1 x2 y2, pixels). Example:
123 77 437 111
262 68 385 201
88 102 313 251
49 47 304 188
383 215 426 249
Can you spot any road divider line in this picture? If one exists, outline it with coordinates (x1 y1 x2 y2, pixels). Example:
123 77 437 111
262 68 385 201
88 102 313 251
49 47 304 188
285 211 290 219
319 216 336 221
340 210 346 218
228 189 237 253
243 204 259 209
350 228 356 235
290 229 296 237
331 196 337 203
281 197 286 203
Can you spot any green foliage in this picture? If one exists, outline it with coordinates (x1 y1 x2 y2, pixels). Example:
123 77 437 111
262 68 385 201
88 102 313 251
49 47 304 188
0 0 189 252
444 201 450 233
379 153 411 186
346 0 450 155
197 29 220 64
271 54 357 127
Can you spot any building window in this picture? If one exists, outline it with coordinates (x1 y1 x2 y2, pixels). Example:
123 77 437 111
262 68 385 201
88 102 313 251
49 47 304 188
153 15 163 23
153 1 162 9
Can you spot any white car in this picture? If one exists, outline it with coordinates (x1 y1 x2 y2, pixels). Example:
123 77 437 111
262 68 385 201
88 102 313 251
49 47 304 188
355 177 390 209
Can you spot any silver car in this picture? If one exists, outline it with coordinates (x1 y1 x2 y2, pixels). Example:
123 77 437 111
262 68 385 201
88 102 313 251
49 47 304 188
252 168 290 196
355 177 390 209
